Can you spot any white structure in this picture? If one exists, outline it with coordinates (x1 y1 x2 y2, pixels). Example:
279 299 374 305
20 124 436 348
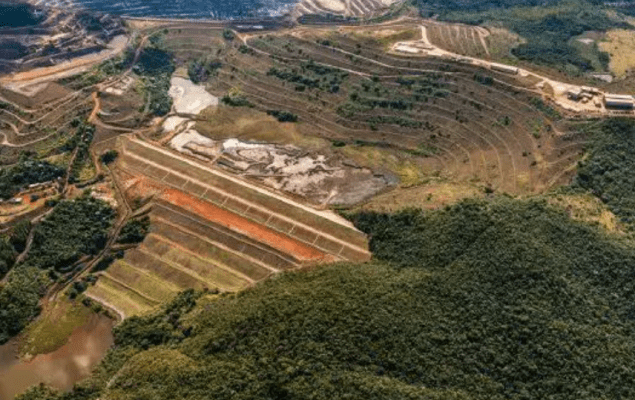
604 94 635 109
490 62 519 75
567 88 583 101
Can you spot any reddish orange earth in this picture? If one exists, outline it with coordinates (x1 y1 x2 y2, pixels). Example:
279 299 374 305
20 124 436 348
125 175 332 263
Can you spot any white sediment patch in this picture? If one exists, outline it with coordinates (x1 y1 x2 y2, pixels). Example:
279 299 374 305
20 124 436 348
223 138 267 151
162 116 190 133
169 130 215 153
168 77 218 115
316 0 346 12
167 136 391 206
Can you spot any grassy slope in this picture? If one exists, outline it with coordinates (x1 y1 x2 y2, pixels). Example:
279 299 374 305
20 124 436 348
18 299 94 356
21 195 635 400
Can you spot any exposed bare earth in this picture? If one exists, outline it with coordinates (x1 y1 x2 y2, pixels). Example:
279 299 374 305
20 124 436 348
86 134 370 318
168 77 218 115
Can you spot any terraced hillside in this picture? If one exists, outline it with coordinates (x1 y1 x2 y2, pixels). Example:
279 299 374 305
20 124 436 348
36 0 298 19
424 22 491 59
86 135 370 317
294 0 398 18
193 23 585 194
0 81 93 163
56 19 593 316
0 3 124 75
0 5 128 166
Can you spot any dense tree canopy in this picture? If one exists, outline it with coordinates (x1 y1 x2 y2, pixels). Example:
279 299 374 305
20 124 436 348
427 0 620 74
117 216 150 244
133 46 175 116
0 159 64 200
26 196 115 272
575 118 635 229
0 266 48 344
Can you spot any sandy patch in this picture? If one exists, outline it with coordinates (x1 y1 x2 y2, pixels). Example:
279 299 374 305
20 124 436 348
103 76 135 96
591 74 613 83
168 77 218 115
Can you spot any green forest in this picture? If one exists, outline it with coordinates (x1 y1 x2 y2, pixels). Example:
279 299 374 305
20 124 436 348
19 189 635 399
0 196 114 344
0 159 64 200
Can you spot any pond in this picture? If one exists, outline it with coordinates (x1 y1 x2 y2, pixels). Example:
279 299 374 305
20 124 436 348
0 314 114 400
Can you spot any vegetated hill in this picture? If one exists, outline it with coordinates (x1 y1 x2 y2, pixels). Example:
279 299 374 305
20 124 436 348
415 0 601 14
21 197 635 400
422 0 621 75
201 25 581 195
575 118 635 230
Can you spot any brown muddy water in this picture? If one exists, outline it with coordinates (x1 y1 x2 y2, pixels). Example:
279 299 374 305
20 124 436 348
0 314 114 400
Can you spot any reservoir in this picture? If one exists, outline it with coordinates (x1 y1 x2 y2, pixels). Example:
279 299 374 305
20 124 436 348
0 314 114 400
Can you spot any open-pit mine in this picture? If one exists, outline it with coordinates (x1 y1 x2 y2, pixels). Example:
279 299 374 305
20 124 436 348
1 0 634 397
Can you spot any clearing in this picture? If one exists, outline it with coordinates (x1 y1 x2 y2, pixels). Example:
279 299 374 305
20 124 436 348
599 29 635 77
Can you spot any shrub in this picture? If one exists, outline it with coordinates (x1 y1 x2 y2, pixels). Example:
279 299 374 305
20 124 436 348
222 29 235 41
100 150 119 165
266 110 298 122
221 94 252 107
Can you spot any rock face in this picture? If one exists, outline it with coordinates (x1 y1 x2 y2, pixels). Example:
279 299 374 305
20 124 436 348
0 3 124 75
